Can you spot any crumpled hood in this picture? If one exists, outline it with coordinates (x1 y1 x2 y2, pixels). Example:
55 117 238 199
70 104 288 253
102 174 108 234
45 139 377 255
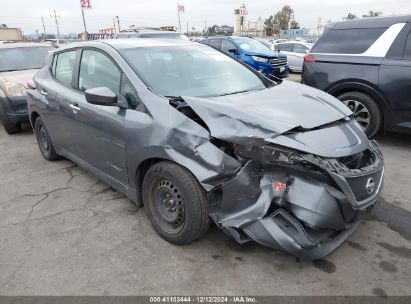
183 80 352 145
0 69 39 87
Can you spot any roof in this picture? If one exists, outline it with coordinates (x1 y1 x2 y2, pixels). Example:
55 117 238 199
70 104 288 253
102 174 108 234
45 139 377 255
106 38 197 49
328 15 411 30
57 38 198 50
0 42 52 49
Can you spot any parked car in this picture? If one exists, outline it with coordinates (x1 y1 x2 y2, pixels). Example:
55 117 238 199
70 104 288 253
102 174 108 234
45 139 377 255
201 36 289 78
27 39 384 260
115 31 189 40
274 41 313 72
302 15 411 137
0 43 52 134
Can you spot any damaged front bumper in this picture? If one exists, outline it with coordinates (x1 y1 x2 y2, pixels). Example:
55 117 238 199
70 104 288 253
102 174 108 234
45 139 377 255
208 141 384 260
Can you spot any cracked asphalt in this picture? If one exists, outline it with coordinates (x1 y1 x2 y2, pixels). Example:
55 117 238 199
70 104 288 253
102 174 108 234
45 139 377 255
1 110 411 295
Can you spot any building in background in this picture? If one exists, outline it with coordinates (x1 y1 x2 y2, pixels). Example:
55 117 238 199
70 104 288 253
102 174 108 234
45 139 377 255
234 4 248 35
0 27 23 41
98 27 118 35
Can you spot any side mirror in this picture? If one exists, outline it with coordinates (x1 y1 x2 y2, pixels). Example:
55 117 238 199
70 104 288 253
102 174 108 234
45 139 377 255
85 87 118 106
228 48 239 55
305 49 310 54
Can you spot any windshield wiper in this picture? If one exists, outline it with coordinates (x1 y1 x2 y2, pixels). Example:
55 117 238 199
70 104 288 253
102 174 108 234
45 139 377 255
217 89 259 97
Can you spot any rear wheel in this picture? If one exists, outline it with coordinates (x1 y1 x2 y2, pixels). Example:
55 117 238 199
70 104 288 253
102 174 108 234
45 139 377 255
34 117 60 161
0 102 21 134
337 92 382 138
142 161 211 245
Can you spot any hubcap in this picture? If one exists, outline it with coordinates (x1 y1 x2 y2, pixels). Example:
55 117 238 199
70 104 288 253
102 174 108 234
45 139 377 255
153 179 185 233
342 99 371 131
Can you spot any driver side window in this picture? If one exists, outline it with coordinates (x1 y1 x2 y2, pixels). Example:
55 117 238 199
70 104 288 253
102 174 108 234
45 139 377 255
221 40 237 53
78 50 121 94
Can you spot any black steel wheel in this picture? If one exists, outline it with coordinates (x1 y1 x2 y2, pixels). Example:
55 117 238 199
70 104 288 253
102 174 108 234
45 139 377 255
142 161 211 244
34 117 60 161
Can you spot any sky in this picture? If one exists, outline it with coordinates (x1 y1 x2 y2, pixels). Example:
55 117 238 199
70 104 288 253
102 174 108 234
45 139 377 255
1 0 411 35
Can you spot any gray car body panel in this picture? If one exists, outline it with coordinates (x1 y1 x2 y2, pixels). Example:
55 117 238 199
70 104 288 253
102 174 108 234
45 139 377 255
27 39 384 260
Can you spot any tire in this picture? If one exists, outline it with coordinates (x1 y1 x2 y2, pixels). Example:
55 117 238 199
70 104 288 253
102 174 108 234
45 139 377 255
0 102 21 135
142 161 211 245
337 92 382 138
34 117 60 161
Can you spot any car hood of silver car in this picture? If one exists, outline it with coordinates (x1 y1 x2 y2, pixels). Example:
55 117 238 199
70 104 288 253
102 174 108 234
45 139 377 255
182 80 369 158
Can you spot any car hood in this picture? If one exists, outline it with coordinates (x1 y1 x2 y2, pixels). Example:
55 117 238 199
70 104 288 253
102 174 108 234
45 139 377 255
182 81 363 157
0 69 39 87
243 50 286 59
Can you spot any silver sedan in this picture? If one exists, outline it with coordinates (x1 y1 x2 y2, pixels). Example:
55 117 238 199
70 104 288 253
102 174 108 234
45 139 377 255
274 41 313 72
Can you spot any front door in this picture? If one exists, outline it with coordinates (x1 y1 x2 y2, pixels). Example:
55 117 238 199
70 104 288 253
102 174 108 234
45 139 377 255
69 49 128 185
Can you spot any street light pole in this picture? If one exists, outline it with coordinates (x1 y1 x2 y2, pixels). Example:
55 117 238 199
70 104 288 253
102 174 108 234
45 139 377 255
52 9 60 41
116 16 121 32
41 16 47 39
81 8 88 34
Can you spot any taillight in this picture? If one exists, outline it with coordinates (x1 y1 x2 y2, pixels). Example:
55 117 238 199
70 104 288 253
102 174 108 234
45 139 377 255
27 80 36 90
304 55 316 62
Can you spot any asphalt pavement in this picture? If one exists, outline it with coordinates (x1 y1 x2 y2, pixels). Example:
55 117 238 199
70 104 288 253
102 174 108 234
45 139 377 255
0 77 410 295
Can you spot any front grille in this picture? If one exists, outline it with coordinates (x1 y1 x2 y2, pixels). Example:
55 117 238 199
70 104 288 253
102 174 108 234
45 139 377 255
269 58 287 67
345 168 383 201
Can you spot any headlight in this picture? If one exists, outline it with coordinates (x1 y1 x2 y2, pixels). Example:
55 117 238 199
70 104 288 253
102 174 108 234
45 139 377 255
236 144 305 164
251 56 269 63
2 82 27 97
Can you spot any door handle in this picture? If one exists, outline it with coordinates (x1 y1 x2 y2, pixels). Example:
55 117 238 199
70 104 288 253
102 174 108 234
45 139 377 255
69 103 81 112
40 89 48 96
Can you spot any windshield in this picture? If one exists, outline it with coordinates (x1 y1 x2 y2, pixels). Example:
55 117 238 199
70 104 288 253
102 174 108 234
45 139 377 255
121 45 267 97
0 46 51 72
232 37 272 53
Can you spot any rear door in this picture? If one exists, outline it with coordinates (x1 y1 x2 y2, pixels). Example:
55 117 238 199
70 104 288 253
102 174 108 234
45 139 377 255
379 24 411 129
39 49 79 153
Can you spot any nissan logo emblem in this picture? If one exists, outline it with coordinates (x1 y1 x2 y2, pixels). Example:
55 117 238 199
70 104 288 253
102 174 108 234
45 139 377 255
365 177 375 195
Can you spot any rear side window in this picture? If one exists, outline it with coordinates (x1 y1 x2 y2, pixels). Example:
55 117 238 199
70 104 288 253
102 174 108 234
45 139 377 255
311 28 387 54
54 51 77 86
206 39 222 50
294 44 309 54
404 32 411 59
277 43 293 52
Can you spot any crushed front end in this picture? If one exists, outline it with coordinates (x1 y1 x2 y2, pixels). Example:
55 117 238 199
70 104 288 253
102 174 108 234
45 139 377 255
208 140 384 260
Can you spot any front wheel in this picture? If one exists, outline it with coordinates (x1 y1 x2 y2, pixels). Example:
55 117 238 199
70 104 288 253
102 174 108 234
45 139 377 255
338 92 382 138
142 161 211 245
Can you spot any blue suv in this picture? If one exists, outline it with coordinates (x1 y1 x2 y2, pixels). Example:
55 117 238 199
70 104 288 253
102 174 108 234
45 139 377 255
201 36 289 78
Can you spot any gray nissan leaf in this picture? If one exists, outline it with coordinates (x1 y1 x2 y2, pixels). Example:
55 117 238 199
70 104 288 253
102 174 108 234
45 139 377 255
27 39 384 260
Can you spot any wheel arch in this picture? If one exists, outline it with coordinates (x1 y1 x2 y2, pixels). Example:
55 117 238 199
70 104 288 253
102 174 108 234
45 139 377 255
326 80 391 130
30 111 40 129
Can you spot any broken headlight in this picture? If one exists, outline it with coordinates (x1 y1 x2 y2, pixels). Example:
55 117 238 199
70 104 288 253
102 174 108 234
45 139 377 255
236 144 305 164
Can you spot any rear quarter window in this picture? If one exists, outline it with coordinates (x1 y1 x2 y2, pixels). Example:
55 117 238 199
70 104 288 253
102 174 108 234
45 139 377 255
311 27 387 54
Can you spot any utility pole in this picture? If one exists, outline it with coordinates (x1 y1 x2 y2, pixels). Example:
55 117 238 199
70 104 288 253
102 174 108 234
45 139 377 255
186 21 188 35
116 16 121 32
51 9 60 41
204 20 207 35
81 9 87 34
41 16 47 39
317 17 322 38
